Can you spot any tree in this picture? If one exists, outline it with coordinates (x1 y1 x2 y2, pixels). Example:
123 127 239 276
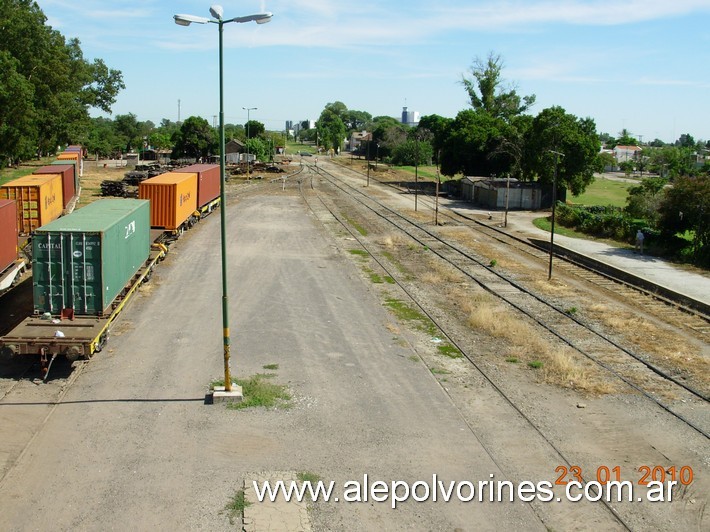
244 120 265 139
244 137 268 163
0 50 36 166
345 110 372 132
521 106 600 196
417 115 453 163
440 110 508 177
625 176 667 224
0 0 124 162
316 108 346 152
461 52 535 122
171 116 216 159
391 139 433 167
658 175 710 264
647 146 696 178
676 133 695 148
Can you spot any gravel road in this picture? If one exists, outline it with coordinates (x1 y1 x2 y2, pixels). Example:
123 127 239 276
0 188 538 530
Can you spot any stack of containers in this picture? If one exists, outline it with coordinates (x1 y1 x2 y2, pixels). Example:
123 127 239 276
56 150 82 180
32 199 150 317
139 172 198 230
0 199 18 274
51 159 78 192
32 164 76 208
0 174 63 234
174 164 220 209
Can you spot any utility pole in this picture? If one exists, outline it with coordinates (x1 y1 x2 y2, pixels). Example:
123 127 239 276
548 150 564 280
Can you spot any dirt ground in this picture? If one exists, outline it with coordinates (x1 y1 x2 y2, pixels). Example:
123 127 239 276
0 158 707 531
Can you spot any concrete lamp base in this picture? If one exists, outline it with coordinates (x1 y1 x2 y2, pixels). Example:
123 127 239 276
210 384 243 404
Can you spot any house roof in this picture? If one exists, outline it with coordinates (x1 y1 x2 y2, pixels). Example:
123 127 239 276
614 145 641 151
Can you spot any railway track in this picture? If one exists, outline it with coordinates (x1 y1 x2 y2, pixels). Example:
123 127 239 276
296 165 639 530
298 160 710 530
331 160 710 334
302 163 709 438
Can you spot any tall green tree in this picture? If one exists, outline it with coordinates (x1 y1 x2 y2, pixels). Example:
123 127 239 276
0 0 124 164
244 120 265 139
172 116 217 159
316 108 346 152
521 106 600 195
461 52 535 122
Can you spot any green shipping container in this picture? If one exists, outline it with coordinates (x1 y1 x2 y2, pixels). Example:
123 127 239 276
32 199 150 316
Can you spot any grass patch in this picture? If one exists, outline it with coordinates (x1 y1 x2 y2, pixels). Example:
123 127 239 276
528 360 544 369
431 367 451 375
437 343 463 359
348 249 369 257
223 489 250 525
213 373 291 410
343 215 368 236
565 307 578 315
533 217 587 239
505 357 519 363
297 471 322 484
384 298 437 336
369 272 384 283
571 177 634 207
396 165 440 180
384 276 396 284
263 363 279 370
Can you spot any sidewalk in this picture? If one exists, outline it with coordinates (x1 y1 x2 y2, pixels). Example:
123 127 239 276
456 206 710 307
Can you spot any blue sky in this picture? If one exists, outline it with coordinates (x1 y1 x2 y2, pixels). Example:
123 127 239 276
39 0 710 144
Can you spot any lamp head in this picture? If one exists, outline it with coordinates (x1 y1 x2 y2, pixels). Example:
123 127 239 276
209 5 224 21
174 14 211 25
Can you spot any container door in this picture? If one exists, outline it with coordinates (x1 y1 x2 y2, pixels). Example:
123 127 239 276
33 233 65 314
33 232 103 315
67 233 102 314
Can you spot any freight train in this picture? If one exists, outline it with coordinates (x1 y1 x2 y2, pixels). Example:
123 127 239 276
0 157 223 376
0 146 83 293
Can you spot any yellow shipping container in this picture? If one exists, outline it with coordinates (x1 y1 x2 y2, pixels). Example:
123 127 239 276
139 172 198 230
56 152 82 177
1 174 64 234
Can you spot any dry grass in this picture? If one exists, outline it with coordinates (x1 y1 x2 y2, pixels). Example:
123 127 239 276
587 304 709 388
460 292 615 394
422 257 466 285
378 233 410 249
531 278 576 298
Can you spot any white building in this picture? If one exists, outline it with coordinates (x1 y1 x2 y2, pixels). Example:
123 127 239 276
401 106 420 127
613 145 642 163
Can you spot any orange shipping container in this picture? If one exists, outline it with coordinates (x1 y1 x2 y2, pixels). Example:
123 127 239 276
139 172 198 230
1 174 64 234
56 151 83 177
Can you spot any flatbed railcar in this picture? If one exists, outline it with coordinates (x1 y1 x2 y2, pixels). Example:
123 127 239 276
0 198 168 375
0 240 167 372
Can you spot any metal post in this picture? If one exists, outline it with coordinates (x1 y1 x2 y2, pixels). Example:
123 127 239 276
504 174 510 227
548 151 563 280
414 136 419 212
366 139 370 187
218 20 232 391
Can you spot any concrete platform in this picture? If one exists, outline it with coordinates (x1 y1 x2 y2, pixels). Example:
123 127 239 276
483 209 710 307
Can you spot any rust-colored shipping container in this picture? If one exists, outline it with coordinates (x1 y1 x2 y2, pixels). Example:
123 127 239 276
0 199 18 273
175 164 220 209
139 172 198 230
56 151 83 178
33 165 75 208
0 174 63 234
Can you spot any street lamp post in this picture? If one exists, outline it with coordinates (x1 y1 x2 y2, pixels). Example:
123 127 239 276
243 107 257 179
174 6 272 395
